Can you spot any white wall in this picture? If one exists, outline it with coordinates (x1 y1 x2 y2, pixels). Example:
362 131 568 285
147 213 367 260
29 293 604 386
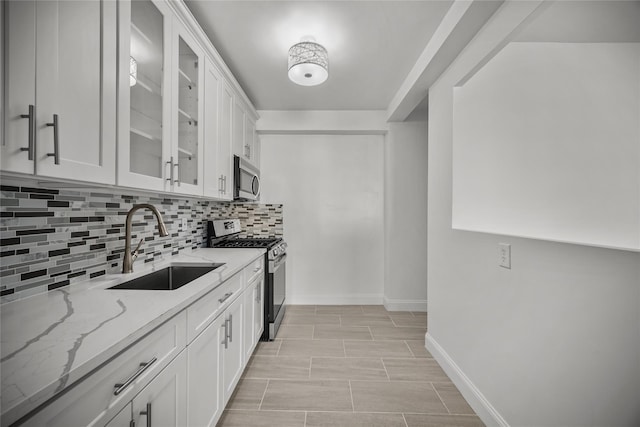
384 120 429 311
453 42 640 251
260 133 385 305
427 1 640 426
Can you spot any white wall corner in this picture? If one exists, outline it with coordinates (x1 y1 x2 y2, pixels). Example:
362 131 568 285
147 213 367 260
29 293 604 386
426 333 510 427
383 296 427 312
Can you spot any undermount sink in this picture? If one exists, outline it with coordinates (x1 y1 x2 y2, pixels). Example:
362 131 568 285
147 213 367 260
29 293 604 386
108 264 224 291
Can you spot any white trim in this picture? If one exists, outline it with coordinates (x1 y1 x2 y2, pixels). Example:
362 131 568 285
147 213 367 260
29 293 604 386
288 294 383 306
426 333 509 427
383 297 427 312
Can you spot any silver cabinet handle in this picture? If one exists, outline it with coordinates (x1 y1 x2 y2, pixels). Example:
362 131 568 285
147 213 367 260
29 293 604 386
173 163 180 186
222 175 226 194
228 314 233 342
218 292 233 304
218 175 223 193
113 356 157 395
166 158 173 183
222 320 228 349
46 114 60 164
19 104 36 160
130 420 135 427
256 283 261 302
139 402 151 427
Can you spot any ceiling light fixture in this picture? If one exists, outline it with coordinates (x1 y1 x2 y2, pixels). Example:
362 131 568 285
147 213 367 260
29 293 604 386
288 36 328 86
129 56 138 87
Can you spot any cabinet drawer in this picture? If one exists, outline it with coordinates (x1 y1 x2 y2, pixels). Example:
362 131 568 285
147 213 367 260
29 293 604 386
244 256 264 285
23 311 186 427
187 271 243 344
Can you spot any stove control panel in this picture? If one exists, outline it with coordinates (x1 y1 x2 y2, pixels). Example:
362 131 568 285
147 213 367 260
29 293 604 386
209 219 241 238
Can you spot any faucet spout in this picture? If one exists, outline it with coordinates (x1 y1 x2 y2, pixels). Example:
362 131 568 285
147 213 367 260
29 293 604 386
122 204 169 274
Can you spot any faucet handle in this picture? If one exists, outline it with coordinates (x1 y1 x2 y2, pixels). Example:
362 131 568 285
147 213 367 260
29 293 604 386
132 238 144 260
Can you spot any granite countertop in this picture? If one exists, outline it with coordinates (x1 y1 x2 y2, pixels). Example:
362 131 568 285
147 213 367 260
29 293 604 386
0 248 265 425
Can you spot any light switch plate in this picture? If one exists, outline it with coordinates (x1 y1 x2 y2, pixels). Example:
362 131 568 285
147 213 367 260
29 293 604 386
499 243 511 269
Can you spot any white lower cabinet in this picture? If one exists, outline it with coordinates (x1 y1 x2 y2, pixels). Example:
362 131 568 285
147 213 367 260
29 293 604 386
243 277 264 361
222 295 244 405
186 315 224 427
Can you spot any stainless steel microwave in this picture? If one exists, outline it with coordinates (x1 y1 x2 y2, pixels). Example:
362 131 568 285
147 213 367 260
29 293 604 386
234 155 260 201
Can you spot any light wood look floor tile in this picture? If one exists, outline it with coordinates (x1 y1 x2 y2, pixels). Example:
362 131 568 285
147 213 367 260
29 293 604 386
433 382 476 414
219 305 480 426
350 380 448 413
243 356 311 379
278 339 346 357
370 326 427 340
310 357 388 380
313 325 373 340
217 410 306 427
261 380 353 411
344 340 413 358
406 340 433 358
383 358 450 382
226 379 268 410
277 324 314 339
305 411 406 427
404 413 485 427
283 314 341 325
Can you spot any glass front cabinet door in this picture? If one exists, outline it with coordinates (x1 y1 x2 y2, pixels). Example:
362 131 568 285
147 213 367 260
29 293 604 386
118 0 203 195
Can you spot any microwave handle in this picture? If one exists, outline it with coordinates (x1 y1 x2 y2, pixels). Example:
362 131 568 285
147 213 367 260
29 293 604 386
252 175 260 197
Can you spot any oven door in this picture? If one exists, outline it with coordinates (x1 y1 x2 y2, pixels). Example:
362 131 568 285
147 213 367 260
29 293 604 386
269 253 286 323
234 155 260 200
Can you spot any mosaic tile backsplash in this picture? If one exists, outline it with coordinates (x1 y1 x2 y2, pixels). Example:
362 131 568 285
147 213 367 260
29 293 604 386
0 182 283 302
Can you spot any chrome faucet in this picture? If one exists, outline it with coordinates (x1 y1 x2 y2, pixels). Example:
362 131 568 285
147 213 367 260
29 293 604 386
122 204 169 273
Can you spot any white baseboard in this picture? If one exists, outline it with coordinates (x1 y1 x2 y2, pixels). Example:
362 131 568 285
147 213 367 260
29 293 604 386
288 294 383 305
426 333 509 427
383 296 427 312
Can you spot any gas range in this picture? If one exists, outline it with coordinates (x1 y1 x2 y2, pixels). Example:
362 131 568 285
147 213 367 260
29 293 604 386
206 218 287 341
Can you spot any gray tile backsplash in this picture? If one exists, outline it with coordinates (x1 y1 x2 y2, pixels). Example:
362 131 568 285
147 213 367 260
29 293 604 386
0 182 282 302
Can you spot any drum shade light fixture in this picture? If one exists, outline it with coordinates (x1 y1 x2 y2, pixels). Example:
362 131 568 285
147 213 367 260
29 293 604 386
288 36 328 86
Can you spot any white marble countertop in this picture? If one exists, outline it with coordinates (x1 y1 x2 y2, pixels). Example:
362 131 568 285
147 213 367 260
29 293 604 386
0 248 264 425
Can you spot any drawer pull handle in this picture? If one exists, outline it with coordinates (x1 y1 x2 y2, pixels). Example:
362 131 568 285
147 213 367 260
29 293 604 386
46 114 60 165
140 402 152 427
114 357 157 395
218 292 233 304
19 105 35 160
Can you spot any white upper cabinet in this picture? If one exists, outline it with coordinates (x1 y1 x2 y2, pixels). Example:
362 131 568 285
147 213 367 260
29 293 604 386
172 20 204 195
118 0 172 192
203 58 233 200
232 98 259 167
118 0 204 196
2 0 116 183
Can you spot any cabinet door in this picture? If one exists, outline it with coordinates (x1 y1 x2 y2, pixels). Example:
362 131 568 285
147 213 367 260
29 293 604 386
222 295 244 405
104 403 132 427
218 82 235 200
132 350 187 427
187 315 225 427
253 131 261 170
118 0 172 191
2 0 36 175
171 21 204 195
203 58 221 198
232 99 245 162
255 278 265 343
243 281 257 362
34 0 116 184
244 116 255 162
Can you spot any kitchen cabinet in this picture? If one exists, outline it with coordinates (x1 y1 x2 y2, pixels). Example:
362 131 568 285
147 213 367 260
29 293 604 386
117 0 204 196
203 58 234 200
244 276 265 361
2 0 116 184
222 294 245 405
233 98 260 167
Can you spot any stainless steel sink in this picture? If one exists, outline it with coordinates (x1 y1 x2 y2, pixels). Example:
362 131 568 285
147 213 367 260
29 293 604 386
107 264 224 291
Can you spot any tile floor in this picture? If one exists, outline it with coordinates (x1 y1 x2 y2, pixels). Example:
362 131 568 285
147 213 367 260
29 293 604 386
216 305 484 427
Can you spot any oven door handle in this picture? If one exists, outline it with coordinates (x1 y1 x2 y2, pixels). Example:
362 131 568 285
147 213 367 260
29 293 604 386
269 253 287 273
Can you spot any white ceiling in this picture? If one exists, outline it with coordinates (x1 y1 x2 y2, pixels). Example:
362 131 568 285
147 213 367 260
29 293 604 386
184 1 454 111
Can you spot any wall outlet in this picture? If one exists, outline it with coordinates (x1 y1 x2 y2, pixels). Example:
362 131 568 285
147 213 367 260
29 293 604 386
181 217 188 229
499 243 511 269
